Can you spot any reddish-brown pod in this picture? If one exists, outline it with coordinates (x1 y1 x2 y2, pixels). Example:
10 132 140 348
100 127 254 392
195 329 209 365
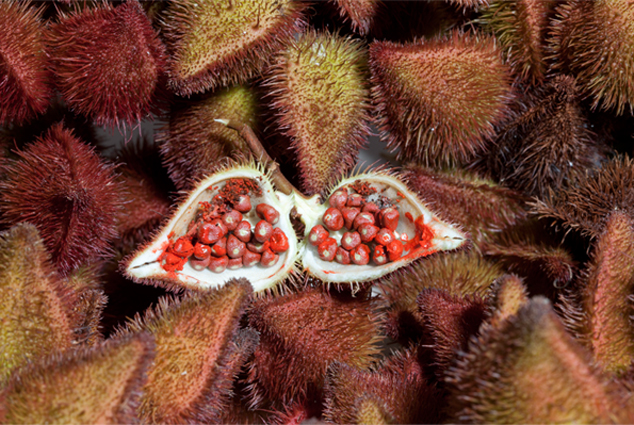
0 123 121 275
46 1 167 128
0 2 53 126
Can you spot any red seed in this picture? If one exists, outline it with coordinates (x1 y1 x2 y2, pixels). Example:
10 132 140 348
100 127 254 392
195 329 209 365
198 220 227 245
247 240 270 254
193 242 211 260
341 207 360 230
335 247 351 265
190 256 210 271
347 193 364 207
254 220 273 243
351 244 370 265
340 231 361 250
270 227 289 253
261 249 279 267
329 188 348 210
228 257 243 270
234 220 252 243
211 237 227 257
308 225 329 246
243 250 261 267
256 203 280 224
234 194 252 213
375 228 395 246
380 207 400 231
386 240 404 262
373 245 387 265
222 210 242 231
208 255 228 273
362 202 380 215
170 237 194 258
358 223 379 243
227 234 246 258
164 252 183 267
318 237 337 262
322 207 344 231
353 212 375 230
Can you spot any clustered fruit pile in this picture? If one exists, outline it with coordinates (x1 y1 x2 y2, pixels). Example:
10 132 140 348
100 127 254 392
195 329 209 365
4 0 634 423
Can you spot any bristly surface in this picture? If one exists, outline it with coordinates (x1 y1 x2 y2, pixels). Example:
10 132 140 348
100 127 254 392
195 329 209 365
0 333 155 424
116 278 253 424
549 0 634 115
417 288 488 376
563 211 634 376
479 0 555 84
323 348 443 424
402 165 528 250
484 75 604 199
485 274 529 328
160 0 308 96
158 85 260 191
0 223 75 384
446 297 628 423
531 155 634 240
245 287 383 408
265 30 372 195
0 1 52 126
0 123 122 275
369 30 514 167
328 0 378 36
46 0 167 128
378 251 504 343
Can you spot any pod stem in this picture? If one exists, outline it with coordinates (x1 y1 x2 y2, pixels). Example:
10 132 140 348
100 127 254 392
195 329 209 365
216 119 307 199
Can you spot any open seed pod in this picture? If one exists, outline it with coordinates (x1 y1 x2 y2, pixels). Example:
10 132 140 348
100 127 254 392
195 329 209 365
125 124 466 292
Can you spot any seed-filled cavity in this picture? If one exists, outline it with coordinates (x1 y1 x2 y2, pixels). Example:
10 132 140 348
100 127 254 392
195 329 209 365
158 178 290 273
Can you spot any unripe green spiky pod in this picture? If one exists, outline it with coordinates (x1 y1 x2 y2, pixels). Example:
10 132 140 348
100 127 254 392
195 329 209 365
369 30 513 167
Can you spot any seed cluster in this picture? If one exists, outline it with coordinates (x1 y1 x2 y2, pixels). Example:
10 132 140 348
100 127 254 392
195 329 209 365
160 193 289 273
308 186 410 266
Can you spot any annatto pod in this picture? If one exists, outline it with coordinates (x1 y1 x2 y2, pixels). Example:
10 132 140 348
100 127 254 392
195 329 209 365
125 123 466 293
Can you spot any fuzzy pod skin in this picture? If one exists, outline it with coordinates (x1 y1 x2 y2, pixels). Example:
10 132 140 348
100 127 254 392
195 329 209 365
369 30 514 166
125 162 299 293
0 333 155 425
160 0 308 96
266 30 372 195
46 0 167 128
0 123 122 276
0 1 53 126
298 170 467 285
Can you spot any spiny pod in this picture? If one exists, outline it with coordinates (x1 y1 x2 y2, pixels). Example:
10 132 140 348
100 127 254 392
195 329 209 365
126 161 466 293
